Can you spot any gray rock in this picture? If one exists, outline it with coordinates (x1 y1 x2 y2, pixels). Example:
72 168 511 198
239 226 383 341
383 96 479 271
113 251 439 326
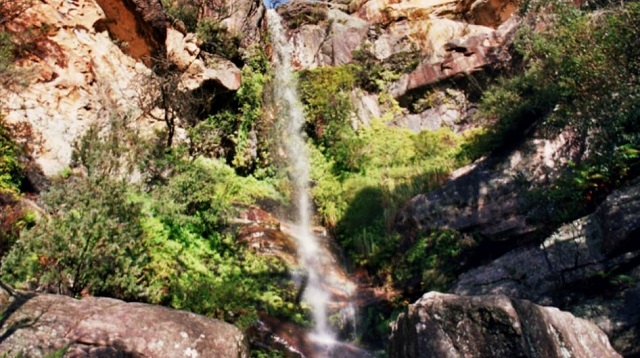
395 128 581 243
200 0 266 50
0 290 249 357
389 292 622 358
451 179 640 356
452 178 640 300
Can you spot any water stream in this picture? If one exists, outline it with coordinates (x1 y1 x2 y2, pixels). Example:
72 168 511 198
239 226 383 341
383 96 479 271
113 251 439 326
267 8 337 348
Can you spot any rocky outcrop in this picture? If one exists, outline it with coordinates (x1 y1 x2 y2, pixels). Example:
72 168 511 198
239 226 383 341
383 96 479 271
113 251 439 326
278 6 369 69
200 0 265 49
389 292 621 358
353 0 518 28
162 27 242 91
390 14 519 98
459 0 519 27
0 290 248 357
392 88 471 132
396 127 582 243
453 178 640 300
1 0 242 177
1 0 157 176
280 2 503 72
452 178 640 355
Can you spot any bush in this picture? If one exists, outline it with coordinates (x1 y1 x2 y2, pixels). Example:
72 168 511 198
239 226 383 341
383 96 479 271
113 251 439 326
394 229 474 294
2 117 147 298
299 66 356 149
161 0 199 32
196 18 241 62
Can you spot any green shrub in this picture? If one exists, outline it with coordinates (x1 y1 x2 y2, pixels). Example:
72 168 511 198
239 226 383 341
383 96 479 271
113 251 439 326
299 65 356 149
196 18 241 62
0 120 23 195
394 229 472 293
161 0 199 32
1 175 147 298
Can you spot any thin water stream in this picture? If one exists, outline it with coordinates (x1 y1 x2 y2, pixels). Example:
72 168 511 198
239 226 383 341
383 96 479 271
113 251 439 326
267 8 336 346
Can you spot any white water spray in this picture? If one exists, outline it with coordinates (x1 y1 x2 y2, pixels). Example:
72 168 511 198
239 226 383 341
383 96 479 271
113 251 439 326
267 9 335 344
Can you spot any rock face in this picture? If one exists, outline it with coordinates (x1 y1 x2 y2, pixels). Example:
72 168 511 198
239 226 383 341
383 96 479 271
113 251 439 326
94 0 168 63
276 5 369 69
200 0 265 49
1 0 242 177
389 292 621 358
1 0 155 176
0 290 249 357
390 14 519 98
396 128 581 244
353 0 517 28
452 178 640 356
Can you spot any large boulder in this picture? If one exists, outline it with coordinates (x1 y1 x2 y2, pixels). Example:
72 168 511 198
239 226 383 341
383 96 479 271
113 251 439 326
0 290 249 357
389 292 621 358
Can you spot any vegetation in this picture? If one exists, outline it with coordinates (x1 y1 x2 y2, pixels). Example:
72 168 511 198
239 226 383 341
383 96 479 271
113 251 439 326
0 116 302 329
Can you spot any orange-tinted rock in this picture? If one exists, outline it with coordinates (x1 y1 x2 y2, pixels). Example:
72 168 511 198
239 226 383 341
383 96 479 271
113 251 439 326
93 0 168 64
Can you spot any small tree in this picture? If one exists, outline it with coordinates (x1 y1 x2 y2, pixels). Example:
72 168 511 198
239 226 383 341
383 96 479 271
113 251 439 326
1 116 148 298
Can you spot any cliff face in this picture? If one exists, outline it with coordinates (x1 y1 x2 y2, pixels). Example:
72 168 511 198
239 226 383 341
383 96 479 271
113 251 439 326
1 0 157 176
0 0 242 178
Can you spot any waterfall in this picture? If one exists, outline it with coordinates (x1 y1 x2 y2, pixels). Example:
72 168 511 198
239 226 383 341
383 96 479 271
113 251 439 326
267 9 336 345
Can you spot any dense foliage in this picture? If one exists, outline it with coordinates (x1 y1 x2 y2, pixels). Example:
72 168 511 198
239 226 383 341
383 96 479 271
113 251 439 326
1 116 303 329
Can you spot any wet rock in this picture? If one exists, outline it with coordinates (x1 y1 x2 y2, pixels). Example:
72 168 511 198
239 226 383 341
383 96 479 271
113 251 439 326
389 292 621 358
0 290 249 357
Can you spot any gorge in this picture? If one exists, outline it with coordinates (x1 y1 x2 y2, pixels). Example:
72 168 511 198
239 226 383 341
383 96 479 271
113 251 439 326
0 0 638 356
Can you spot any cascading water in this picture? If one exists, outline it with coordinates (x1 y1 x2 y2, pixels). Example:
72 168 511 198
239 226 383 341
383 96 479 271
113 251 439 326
267 8 336 347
